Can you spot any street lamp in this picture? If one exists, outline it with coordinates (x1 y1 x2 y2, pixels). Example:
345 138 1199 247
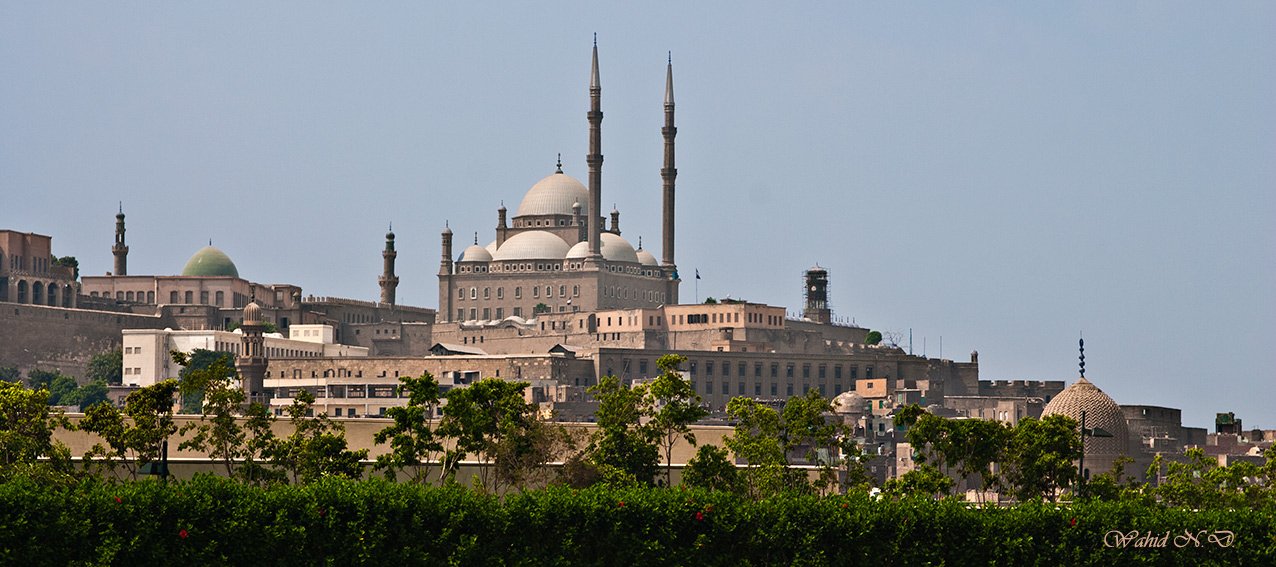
1078 410 1113 499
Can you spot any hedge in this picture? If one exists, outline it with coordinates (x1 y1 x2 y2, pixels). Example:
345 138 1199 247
1 476 1272 566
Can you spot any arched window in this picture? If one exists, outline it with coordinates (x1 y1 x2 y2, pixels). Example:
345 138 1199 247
483 287 490 299
458 288 464 299
185 291 193 304
515 287 522 299
146 291 154 303
497 287 504 299
470 287 477 299
215 291 224 306
171 291 180 303
126 291 134 301
573 285 579 297
559 285 566 297
115 291 122 300
545 286 552 297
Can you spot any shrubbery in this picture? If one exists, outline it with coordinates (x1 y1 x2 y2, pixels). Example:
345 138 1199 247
0 477 1271 566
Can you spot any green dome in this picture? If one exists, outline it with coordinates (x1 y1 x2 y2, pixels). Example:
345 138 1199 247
182 246 239 277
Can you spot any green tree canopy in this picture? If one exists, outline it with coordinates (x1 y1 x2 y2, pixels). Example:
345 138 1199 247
439 378 537 492
86 348 123 386
0 379 76 483
865 331 882 345
374 373 445 484
645 354 707 487
586 375 660 486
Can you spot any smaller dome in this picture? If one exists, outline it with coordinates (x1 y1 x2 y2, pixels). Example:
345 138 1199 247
243 301 262 323
492 230 570 261
571 201 581 211
458 244 493 263
386 231 395 240
636 248 658 267
485 240 498 254
182 246 239 277
565 232 640 263
833 391 867 414
1041 377 1130 458
442 226 452 235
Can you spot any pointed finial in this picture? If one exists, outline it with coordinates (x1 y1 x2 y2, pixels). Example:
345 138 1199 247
665 53 675 106
591 37 600 89
474 232 479 245
209 238 213 246
593 33 597 47
668 51 671 65
389 222 393 232
638 236 643 249
119 201 123 214
1079 333 1086 379
445 220 449 228
556 153 563 173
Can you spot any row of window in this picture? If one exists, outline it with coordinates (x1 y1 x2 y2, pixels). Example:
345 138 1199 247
1 280 74 307
602 286 664 303
689 381 851 399
460 285 580 301
685 360 873 381
6 254 49 273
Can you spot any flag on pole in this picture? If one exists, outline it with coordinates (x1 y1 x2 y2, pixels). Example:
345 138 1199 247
695 269 701 280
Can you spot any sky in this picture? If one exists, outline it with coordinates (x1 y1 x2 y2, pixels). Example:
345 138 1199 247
2 3 1272 430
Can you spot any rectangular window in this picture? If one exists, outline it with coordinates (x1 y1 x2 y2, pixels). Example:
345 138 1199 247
483 308 490 319
457 309 464 320
689 362 697 376
866 366 874 380
802 364 810 379
739 362 747 377
738 381 745 395
639 360 648 375
803 384 810 394
706 361 714 376
786 364 794 378
705 381 713 395
818 365 826 380
786 384 794 396
513 307 522 317
771 383 778 396
754 363 762 377
754 383 762 396
495 307 503 319
834 365 842 380
335 408 343 417
850 366 858 380
771 363 778 378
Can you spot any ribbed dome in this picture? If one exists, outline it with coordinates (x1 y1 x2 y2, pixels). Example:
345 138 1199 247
565 232 639 263
182 247 239 277
516 172 589 217
1041 377 1129 458
635 248 658 267
458 244 493 263
833 391 867 414
491 230 570 261
243 301 262 323
484 241 497 254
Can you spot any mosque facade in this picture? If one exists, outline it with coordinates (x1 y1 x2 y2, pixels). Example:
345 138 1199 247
437 44 681 323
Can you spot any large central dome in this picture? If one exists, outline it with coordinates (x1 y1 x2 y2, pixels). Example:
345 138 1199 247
516 172 588 217
182 246 239 277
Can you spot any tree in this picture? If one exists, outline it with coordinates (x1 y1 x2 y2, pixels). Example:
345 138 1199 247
532 303 551 314
490 418 578 492
237 402 284 486
645 355 707 487
864 331 882 345
438 378 538 492
884 464 954 498
79 379 180 481
86 348 123 386
177 349 236 414
895 405 1011 500
703 297 718 304
51 255 79 279
271 390 368 484
226 321 278 334
1146 447 1272 509
173 350 248 479
373 373 445 484
682 445 739 492
0 366 19 383
1001 415 1081 502
41 373 79 407
586 375 659 486
723 397 804 498
66 380 109 411
0 379 76 483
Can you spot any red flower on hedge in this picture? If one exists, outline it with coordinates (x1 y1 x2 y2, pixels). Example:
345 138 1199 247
318 509 325 517
179 530 188 539
114 497 122 504
1070 518 1077 527
705 505 712 512
618 502 625 508
695 512 704 520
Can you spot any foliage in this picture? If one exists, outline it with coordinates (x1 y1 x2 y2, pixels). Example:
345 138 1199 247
722 397 808 498
226 320 278 334
490 418 579 492
884 464 955 498
271 390 368 484
899 405 1012 499
438 378 537 492
51 254 79 279
532 302 551 314
86 348 123 386
79 380 180 481
0 380 76 484
177 349 236 413
1145 447 1272 510
586 374 659 486
703 297 717 304
865 330 882 345
3 479 1273 566
172 351 252 479
0 366 19 383
1002 415 1082 502
682 445 739 492
373 373 444 484
644 354 707 487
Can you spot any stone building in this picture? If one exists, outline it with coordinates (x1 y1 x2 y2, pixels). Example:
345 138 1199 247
0 230 77 308
437 45 681 323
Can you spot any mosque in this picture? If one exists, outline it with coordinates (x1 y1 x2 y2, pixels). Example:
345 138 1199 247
437 43 681 323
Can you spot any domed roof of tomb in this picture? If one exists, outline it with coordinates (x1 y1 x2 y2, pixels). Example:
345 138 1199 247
182 246 239 277
833 391 867 414
491 230 570 261
565 232 639 263
459 244 493 263
243 301 262 323
516 172 589 217
1041 377 1129 458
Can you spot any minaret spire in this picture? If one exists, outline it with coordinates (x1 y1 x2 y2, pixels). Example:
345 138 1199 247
112 204 128 276
1079 334 1086 381
380 227 399 306
660 53 678 276
585 37 604 262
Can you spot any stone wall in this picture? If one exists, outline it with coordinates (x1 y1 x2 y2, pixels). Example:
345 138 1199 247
0 303 164 381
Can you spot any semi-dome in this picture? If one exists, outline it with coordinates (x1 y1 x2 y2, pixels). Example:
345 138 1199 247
458 244 493 263
1041 377 1129 459
182 246 239 277
635 248 658 267
491 230 570 261
516 172 589 217
565 232 639 263
833 391 867 414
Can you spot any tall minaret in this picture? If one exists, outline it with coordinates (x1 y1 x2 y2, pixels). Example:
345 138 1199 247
112 204 128 276
586 36 604 262
236 301 268 409
661 54 677 270
379 226 399 306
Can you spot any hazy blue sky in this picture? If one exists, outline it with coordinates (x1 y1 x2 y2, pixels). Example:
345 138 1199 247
3 3 1272 429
